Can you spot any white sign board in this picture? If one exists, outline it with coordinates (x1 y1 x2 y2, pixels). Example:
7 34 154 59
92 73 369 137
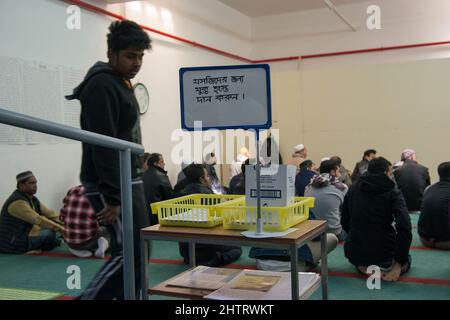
179 64 272 130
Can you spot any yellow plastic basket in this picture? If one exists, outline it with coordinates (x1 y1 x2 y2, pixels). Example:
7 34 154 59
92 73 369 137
217 197 314 232
150 194 244 228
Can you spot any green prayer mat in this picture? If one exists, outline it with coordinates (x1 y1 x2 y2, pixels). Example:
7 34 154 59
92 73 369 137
0 287 64 300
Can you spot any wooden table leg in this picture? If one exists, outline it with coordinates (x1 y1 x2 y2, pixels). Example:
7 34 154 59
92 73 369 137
140 236 149 300
290 243 299 300
189 242 196 268
321 232 329 300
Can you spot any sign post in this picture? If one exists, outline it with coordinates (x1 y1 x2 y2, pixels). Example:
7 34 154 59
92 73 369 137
179 64 272 236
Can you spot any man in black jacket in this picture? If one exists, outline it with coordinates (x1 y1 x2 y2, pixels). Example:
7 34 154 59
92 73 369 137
351 149 376 183
342 157 412 282
178 164 242 266
141 153 173 225
418 162 450 250
66 20 151 299
393 149 430 213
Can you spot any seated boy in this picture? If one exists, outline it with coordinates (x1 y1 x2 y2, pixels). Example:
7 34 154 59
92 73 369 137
60 185 110 258
305 159 348 241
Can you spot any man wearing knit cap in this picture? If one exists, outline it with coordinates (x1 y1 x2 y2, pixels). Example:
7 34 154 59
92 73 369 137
394 149 431 214
286 144 307 174
0 171 64 254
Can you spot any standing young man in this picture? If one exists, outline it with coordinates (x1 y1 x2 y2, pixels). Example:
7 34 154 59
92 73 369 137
66 20 151 299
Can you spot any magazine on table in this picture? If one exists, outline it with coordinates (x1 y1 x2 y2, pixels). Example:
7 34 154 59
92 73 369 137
166 266 241 290
205 269 320 300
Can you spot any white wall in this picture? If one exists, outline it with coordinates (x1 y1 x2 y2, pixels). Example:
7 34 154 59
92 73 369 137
123 0 253 185
253 0 450 182
0 0 251 209
0 0 112 210
2 0 449 209
253 0 450 70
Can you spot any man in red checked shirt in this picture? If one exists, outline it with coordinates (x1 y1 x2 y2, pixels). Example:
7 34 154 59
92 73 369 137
60 185 110 258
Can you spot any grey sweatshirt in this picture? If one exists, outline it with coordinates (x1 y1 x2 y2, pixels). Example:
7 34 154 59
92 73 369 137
305 183 348 235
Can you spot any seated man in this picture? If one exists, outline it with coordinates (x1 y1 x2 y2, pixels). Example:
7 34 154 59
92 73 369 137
204 152 227 194
60 185 110 258
178 164 242 267
393 149 430 214
330 156 352 187
0 171 64 254
295 160 317 196
305 159 348 241
228 171 242 194
351 149 376 183
174 161 194 197
342 157 412 282
286 144 307 174
418 161 450 250
229 159 251 195
141 153 173 225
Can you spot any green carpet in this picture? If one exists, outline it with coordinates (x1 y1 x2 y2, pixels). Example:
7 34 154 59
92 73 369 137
0 287 64 300
0 213 448 300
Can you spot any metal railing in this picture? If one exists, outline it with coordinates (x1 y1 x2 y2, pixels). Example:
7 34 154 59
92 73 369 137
0 107 144 300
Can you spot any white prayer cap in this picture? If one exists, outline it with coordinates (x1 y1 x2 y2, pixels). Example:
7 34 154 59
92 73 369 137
293 144 305 152
321 157 330 163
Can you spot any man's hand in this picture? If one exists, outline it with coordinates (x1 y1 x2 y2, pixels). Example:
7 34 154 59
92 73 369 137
97 204 121 225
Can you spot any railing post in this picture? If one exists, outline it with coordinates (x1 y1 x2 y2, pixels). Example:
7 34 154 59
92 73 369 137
120 148 135 300
0 108 145 300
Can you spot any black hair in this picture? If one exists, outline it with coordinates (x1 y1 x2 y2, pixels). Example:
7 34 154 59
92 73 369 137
319 160 340 174
367 157 392 174
363 149 377 159
107 20 152 52
300 160 313 170
329 156 342 166
147 153 162 167
185 164 207 183
437 162 450 181
143 152 151 163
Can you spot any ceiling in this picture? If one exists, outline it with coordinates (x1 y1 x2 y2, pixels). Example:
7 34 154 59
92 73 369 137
101 0 367 18
217 0 366 17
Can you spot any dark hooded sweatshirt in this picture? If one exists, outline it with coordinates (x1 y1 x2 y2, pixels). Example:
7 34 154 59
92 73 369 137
66 62 143 206
341 172 412 266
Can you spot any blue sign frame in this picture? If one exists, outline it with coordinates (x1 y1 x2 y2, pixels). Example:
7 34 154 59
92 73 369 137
179 64 272 131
